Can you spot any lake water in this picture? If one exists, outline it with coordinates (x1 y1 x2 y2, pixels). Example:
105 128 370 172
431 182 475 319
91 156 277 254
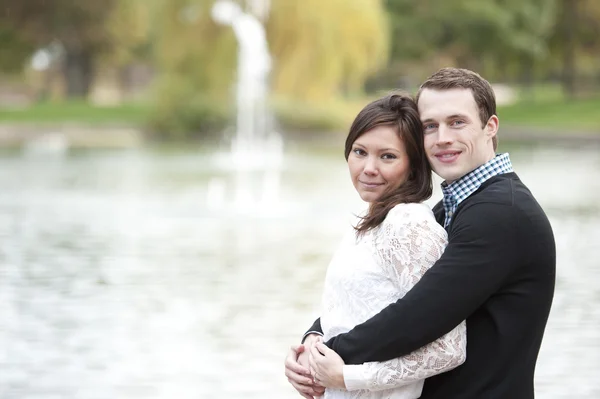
0 139 599 398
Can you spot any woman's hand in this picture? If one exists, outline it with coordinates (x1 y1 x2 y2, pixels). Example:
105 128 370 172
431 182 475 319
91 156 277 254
285 343 325 399
308 342 346 390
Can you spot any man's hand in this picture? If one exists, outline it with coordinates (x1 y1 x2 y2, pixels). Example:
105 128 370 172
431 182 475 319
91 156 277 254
285 335 326 398
308 342 346 390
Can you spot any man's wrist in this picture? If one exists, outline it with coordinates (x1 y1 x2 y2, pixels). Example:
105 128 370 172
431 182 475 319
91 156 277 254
301 331 323 344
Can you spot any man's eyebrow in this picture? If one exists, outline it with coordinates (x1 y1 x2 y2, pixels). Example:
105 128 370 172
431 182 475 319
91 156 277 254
421 114 469 123
447 114 469 120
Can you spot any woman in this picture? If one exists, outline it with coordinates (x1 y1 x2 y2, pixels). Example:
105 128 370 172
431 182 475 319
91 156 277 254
307 93 466 398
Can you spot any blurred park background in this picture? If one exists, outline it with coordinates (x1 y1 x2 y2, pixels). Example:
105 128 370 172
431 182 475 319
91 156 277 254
0 0 598 140
0 0 599 398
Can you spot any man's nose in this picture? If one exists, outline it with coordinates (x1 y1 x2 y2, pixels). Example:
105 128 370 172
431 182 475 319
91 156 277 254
437 125 454 145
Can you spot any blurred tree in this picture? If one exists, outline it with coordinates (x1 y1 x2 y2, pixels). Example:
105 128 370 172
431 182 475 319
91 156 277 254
0 27 35 74
150 0 388 136
384 0 558 83
549 0 600 97
268 0 389 101
148 0 236 137
154 0 236 97
154 0 388 101
557 0 579 97
100 0 158 97
578 0 600 84
0 0 152 99
104 0 156 67
0 0 121 98
385 0 446 65
481 0 557 89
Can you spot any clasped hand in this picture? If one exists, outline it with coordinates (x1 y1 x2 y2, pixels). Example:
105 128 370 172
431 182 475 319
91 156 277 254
308 341 346 390
285 334 347 398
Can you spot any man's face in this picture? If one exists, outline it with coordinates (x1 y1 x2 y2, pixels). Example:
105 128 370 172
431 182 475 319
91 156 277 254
418 88 498 183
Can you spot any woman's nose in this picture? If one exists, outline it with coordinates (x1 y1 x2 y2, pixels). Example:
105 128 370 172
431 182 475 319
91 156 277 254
363 157 378 175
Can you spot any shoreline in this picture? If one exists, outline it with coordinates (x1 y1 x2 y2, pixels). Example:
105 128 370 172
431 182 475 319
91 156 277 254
499 125 600 145
0 123 144 149
285 125 600 148
0 123 598 150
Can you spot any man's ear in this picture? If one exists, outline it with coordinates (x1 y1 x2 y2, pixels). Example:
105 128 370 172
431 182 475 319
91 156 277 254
486 115 499 139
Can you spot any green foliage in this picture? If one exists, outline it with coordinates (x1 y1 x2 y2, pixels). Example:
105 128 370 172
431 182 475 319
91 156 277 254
0 0 118 53
146 75 231 139
150 0 388 136
0 0 156 97
273 97 352 132
148 0 237 137
0 0 598 139
385 0 559 80
268 0 389 101
103 0 158 66
548 0 600 81
153 0 236 95
382 0 600 95
0 27 35 73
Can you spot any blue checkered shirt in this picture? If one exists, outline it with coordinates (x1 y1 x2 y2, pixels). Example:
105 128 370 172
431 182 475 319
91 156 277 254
441 153 514 228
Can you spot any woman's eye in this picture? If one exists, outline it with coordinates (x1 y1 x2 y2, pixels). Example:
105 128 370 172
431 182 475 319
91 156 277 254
423 124 436 131
381 153 397 160
353 148 366 156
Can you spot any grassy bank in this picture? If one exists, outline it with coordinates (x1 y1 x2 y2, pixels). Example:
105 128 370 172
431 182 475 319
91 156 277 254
0 101 150 125
0 93 598 136
498 92 600 132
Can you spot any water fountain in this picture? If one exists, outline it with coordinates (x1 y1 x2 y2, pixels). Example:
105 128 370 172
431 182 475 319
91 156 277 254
208 0 283 214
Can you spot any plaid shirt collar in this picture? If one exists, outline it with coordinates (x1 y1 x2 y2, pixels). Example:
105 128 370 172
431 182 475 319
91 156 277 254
441 153 514 227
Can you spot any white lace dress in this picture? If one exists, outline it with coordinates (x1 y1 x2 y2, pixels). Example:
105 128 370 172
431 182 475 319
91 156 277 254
320 203 467 399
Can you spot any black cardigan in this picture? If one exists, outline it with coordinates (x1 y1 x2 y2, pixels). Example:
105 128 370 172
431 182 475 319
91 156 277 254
307 172 556 399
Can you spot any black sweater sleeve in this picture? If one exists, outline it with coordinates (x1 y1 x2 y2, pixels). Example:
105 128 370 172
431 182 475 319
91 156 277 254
325 201 522 364
302 318 323 342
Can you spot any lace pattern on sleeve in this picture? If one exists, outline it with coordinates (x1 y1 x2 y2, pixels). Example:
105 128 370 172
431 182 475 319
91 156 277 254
347 204 466 392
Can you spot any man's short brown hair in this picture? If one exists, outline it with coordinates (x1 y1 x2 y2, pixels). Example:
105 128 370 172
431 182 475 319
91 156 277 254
416 68 498 150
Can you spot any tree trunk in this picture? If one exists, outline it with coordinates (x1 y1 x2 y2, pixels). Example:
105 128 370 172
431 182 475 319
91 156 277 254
562 0 577 99
496 53 509 83
62 49 94 99
521 55 535 101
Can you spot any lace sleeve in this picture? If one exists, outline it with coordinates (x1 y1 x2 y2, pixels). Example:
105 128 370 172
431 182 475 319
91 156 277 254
343 205 467 392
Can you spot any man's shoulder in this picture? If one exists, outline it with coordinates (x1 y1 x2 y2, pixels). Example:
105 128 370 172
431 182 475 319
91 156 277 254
466 172 527 207
454 173 528 225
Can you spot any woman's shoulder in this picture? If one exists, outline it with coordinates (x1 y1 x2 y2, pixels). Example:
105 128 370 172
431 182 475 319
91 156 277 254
386 202 435 223
371 202 446 246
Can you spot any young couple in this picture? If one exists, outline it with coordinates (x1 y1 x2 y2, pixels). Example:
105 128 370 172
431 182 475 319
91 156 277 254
284 68 556 399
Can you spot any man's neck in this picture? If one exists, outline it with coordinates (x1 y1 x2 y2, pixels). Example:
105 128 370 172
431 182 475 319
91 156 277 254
442 152 498 186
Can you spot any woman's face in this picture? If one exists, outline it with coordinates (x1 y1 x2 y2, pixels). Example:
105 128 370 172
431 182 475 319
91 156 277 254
347 125 411 204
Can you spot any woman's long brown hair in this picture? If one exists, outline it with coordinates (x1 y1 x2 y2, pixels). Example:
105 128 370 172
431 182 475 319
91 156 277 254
344 93 432 235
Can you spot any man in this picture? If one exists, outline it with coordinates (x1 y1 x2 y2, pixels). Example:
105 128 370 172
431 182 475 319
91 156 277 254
285 68 555 399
